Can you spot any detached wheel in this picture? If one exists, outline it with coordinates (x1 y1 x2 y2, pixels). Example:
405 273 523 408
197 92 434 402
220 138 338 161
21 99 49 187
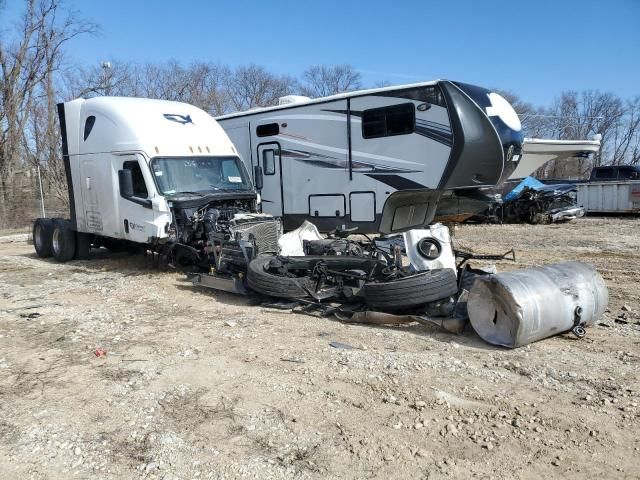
51 219 76 262
33 218 54 258
363 268 458 310
247 256 316 299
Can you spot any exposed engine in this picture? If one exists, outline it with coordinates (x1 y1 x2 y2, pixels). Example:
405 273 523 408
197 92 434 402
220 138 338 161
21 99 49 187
168 198 281 273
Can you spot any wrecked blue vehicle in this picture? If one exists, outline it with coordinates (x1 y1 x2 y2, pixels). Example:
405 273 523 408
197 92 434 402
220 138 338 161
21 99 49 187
475 176 584 224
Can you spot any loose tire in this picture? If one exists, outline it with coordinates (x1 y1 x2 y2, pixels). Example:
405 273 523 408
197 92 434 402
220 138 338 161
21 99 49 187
247 256 316 299
51 219 76 262
363 268 459 310
33 218 54 258
247 255 385 299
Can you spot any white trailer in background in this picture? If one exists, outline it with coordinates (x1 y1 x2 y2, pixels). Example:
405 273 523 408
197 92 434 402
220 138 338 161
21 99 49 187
577 181 640 214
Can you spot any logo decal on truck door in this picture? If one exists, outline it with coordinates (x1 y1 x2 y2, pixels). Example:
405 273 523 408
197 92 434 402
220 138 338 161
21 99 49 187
163 114 193 125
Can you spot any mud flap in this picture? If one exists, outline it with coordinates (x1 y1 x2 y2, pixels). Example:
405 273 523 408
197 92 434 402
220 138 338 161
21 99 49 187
187 272 248 295
378 190 442 234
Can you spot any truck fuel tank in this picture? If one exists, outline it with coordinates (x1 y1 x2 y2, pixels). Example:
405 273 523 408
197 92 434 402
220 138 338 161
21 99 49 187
468 262 608 348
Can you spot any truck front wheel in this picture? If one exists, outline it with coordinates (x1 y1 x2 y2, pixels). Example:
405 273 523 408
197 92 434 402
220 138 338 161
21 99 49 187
51 219 77 262
33 218 54 258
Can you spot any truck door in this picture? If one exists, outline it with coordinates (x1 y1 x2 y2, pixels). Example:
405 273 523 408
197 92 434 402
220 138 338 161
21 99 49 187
256 142 283 217
117 155 155 243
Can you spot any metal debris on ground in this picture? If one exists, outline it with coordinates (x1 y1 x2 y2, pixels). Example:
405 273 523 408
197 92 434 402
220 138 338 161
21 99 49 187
329 341 356 350
200 220 608 348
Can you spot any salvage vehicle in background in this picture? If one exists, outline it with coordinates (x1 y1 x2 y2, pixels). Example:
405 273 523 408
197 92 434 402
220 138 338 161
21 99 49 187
588 165 640 182
472 177 583 224
577 165 640 214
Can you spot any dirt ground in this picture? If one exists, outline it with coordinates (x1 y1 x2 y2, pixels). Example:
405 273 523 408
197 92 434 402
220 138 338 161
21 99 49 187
0 217 638 480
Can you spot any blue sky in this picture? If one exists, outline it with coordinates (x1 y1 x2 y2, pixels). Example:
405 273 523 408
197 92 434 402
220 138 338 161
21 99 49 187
3 0 639 106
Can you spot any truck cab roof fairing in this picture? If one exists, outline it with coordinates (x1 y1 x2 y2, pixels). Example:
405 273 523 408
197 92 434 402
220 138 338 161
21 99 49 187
62 96 238 159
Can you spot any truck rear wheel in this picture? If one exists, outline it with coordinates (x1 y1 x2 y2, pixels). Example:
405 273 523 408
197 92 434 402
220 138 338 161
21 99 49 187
51 219 77 262
33 218 54 258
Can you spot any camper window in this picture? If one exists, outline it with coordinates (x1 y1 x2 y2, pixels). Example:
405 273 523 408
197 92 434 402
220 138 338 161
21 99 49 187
263 149 276 175
123 160 148 198
362 103 415 139
257 123 280 137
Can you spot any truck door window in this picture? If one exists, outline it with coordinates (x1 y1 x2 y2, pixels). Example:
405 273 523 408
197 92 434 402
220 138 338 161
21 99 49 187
263 149 277 175
595 167 614 180
618 167 637 180
123 160 148 198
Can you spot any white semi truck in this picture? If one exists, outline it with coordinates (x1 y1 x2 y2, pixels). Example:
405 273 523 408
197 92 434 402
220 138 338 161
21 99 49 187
32 97 283 286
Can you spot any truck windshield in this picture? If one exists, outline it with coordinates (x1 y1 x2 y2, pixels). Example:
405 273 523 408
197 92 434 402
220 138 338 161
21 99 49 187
151 156 252 195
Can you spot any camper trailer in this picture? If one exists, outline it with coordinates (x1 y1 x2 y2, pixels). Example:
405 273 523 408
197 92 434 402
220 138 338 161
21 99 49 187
218 81 603 228
217 80 525 231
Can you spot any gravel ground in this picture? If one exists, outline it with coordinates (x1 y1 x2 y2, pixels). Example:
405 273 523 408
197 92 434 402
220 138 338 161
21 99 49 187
0 217 638 480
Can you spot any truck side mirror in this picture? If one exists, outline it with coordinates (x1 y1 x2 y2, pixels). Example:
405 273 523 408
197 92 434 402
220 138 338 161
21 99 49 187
253 165 263 190
118 169 134 198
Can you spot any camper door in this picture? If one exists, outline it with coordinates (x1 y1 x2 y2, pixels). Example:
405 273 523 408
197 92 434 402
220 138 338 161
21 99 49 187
256 142 282 217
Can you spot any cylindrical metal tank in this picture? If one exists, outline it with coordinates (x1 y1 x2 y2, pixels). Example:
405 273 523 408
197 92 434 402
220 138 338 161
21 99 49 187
468 262 608 348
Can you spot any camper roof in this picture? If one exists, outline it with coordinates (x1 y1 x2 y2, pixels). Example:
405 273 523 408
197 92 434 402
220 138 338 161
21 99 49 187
216 79 442 120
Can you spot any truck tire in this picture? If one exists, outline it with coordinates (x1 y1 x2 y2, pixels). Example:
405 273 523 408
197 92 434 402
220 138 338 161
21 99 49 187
33 218 54 258
363 268 458 310
247 256 317 299
247 255 384 299
75 232 92 260
51 219 77 263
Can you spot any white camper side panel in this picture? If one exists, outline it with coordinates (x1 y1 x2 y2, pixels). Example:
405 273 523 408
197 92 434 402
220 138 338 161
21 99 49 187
248 100 360 221
349 92 452 191
217 85 453 231
224 121 253 172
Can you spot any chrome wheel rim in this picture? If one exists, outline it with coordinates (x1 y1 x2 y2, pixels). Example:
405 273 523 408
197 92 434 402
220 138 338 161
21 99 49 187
34 224 43 250
52 228 61 254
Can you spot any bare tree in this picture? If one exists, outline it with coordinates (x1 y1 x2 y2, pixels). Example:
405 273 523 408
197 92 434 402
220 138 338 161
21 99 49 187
607 96 640 166
70 60 234 116
301 64 362 97
226 64 297 111
0 0 97 222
